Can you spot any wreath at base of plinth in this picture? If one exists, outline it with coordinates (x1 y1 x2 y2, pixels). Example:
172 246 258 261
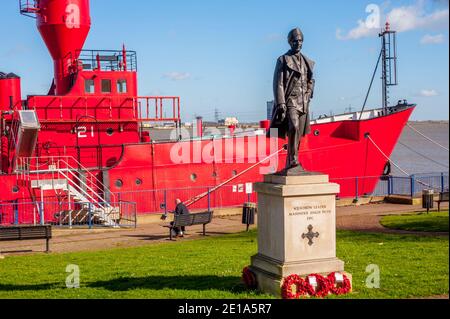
306 273 332 298
281 274 314 299
327 272 352 295
242 266 257 290
242 266 352 299
280 272 352 299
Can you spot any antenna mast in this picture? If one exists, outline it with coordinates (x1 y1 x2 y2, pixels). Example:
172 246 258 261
380 22 398 110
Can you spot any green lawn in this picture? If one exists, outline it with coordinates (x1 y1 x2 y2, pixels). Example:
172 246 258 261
0 230 448 299
381 211 449 233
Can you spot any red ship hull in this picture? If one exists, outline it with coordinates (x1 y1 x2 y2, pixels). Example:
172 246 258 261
0 105 414 223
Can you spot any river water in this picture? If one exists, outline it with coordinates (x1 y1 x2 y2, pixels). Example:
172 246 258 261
390 122 449 176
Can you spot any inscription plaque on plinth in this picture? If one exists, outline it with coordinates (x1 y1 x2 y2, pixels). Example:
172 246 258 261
250 173 348 297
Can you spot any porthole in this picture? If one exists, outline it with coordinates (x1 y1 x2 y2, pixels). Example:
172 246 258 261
231 170 238 177
314 130 320 136
115 179 123 188
135 178 143 186
190 173 197 182
12 185 19 193
43 142 51 150
212 171 218 178
106 128 114 136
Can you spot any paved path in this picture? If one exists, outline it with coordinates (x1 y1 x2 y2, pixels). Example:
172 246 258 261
0 203 447 256
0 215 249 255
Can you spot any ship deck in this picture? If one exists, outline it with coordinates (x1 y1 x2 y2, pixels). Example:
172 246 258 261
145 105 415 143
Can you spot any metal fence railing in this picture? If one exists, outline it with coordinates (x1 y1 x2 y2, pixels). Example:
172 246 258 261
331 172 448 199
0 201 137 228
118 173 449 214
114 184 257 215
0 173 447 225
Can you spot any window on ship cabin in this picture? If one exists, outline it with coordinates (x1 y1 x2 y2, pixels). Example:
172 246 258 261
117 79 127 93
101 79 112 93
85 79 95 94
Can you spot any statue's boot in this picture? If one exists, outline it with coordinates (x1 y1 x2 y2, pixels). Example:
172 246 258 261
276 162 306 176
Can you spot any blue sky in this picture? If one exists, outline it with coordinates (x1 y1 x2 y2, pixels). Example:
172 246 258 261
1 0 448 122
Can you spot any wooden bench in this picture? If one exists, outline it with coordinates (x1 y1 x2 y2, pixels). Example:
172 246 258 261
164 211 213 240
0 225 52 253
436 191 449 212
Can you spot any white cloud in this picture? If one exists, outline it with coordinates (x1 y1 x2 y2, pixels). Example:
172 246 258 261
420 33 445 44
419 89 439 97
336 20 379 40
387 3 448 32
163 72 191 81
337 1 449 40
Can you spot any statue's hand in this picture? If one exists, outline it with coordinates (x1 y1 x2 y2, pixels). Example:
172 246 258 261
278 104 287 122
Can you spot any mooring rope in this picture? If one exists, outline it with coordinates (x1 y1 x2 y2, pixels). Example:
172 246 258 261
183 145 287 208
399 142 449 169
367 135 410 176
367 135 438 190
407 123 449 152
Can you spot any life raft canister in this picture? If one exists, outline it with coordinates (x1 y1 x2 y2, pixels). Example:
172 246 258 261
383 161 392 176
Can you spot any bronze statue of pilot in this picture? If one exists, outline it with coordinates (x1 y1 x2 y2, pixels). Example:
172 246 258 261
270 28 315 173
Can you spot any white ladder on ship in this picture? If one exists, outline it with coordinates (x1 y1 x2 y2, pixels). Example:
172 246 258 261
16 156 119 228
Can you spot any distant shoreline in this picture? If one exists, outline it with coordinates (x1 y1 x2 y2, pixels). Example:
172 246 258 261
409 120 449 124
147 120 449 129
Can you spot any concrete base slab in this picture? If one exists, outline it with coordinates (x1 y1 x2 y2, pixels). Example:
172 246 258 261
249 262 352 298
251 254 344 278
386 195 422 205
265 174 329 185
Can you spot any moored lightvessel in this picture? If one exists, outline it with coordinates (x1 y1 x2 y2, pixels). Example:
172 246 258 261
0 1 415 225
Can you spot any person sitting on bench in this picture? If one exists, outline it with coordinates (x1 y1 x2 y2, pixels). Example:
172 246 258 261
171 199 190 237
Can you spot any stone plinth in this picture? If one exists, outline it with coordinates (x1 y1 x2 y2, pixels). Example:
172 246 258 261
250 173 348 297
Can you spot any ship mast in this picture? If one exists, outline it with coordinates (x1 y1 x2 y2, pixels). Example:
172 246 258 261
359 22 399 119
380 22 398 110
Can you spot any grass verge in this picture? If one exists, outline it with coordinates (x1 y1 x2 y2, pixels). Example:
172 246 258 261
0 230 448 299
380 211 449 232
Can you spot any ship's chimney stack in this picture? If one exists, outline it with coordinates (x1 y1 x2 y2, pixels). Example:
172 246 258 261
29 0 91 95
0 72 22 111
196 116 203 137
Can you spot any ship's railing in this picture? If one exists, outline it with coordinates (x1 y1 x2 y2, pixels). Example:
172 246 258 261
27 95 132 120
311 104 414 124
136 96 181 122
15 144 125 172
27 95 181 122
0 200 137 228
16 155 116 205
19 0 39 18
75 49 137 72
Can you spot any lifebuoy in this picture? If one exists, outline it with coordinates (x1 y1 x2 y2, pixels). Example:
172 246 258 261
383 161 391 176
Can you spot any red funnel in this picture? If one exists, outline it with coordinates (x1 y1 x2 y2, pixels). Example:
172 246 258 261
36 0 91 95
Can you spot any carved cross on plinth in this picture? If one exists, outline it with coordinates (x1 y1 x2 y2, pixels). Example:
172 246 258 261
302 225 319 246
